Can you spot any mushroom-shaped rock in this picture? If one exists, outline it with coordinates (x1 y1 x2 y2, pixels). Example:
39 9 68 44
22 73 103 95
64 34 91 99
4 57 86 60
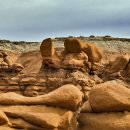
40 38 55 57
64 38 86 53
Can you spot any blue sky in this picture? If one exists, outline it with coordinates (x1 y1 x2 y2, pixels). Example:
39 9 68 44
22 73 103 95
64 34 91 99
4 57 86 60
0 0 129 41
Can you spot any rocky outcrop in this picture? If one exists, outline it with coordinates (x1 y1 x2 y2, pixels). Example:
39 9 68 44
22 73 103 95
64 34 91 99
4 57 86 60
79 112 130 130
0 51 24 73
0 84 82 129
62 52 88 71
64 38 86 53
79 80 130 130
108 54 129 74
89 80 130 112
0 105 76 130
64 38 102 64
83 43 102 63
0 37 130 129
0 84 83 111
40 38 55 57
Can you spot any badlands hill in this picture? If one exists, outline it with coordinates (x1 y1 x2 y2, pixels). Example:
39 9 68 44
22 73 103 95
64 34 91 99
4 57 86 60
0 36 129 130
1 36 130 73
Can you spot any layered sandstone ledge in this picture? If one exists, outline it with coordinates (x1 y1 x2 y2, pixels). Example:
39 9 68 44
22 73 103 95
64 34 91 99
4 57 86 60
0 37 129 130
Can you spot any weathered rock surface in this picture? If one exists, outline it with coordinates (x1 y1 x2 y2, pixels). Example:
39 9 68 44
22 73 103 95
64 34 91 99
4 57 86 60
62 52 88 71
64 38 86 53
0 110 9 125
0 37 130 130
78 112 130 130
0 84 83 111
89 80 130 112
40 38 55 57
0 105 75 130
108 54 129 74
83 43 102 63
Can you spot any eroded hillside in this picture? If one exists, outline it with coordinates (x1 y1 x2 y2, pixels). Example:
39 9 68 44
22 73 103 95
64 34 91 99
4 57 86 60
0 36 129 130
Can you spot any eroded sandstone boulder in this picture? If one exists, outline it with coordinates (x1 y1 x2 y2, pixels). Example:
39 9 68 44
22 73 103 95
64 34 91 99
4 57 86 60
42 56 61 69
7 112 62 129
0 84 83 111
83 43 102 63
62 52 88 70
64 38 86 53
40 38 55 57
78 112 130 130
0 105 75 130
108 54 129 74
89 80 130 112
69 71 95 87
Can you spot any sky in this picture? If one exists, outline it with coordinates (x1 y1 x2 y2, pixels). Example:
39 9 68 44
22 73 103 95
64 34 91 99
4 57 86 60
0 0 130 41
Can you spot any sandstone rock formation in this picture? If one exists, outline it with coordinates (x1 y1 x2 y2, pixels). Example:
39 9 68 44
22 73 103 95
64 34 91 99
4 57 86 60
0 37 130 129
0 84 83 111
0 105 76 130
40 38 55 57
89 80 130 112
108 54 129 74
83 43 102 63
62 52 88 70
42 56 61 69
79 112 130 130
64 38 86 53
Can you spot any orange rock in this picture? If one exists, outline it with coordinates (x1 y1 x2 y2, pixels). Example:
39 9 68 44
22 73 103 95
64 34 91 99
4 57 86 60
79 112 130 130
0 84 83 111
64 38 86 53
40 38 55 57
89 80 130 112
109 54 129 74
62 52 88 70
0 110 9 125
83 43 102 63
